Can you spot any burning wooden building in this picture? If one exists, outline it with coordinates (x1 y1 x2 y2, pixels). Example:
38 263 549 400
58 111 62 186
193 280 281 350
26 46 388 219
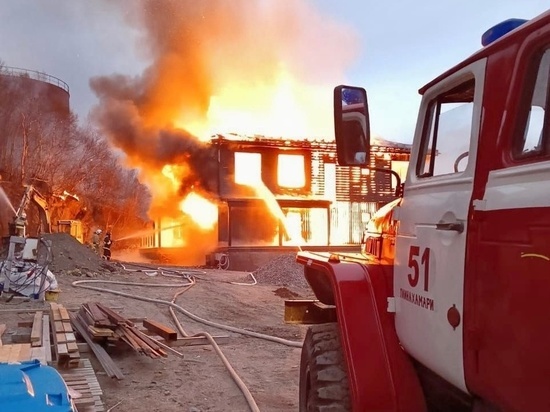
140 134 410 270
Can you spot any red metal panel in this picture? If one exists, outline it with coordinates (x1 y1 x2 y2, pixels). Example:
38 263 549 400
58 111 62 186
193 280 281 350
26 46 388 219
298 252 426 411
463 16 550 410
465 207 550 411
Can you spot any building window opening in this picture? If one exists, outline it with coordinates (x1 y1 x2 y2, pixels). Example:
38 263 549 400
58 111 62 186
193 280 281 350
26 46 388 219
235 152 262 185
278 154 305 188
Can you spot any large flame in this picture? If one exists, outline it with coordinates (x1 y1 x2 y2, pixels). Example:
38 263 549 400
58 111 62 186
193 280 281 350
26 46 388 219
188 70 333 140
180 192 218 230
90 0 360 261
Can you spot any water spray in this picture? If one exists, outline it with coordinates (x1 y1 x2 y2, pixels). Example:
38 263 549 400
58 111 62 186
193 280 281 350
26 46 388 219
0 186 17 215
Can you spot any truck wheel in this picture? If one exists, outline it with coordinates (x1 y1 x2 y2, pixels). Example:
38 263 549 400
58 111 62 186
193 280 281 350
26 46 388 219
299 323 351 411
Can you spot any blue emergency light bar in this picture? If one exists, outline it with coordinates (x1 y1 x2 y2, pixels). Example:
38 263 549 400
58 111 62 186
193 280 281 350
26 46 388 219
481 18 528 46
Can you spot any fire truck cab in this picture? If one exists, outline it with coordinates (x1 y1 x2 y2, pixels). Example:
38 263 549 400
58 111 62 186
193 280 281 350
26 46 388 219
294 10 550 412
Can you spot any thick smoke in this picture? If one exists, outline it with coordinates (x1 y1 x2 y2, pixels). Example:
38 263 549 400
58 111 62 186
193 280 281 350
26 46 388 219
90 0 358 212
89 78 217 195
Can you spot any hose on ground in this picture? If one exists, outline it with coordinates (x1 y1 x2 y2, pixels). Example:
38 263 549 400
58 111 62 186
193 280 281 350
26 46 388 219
71 279 302 348
217 253 230 270
168 285 260 412
71 278 299 411
118 261 258 286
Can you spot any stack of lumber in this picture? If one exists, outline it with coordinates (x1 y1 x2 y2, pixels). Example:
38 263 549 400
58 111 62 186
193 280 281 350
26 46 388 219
50 302 80 368
0 311 52 364
75 302 168 359
60 358 105 412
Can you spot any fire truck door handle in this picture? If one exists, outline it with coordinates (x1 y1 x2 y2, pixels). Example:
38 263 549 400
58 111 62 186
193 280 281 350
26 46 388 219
436 222 464 233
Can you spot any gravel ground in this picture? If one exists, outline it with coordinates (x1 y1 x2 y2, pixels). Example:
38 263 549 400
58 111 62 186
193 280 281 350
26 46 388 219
41 234 312 292
1 233 317 411
253 254 311 290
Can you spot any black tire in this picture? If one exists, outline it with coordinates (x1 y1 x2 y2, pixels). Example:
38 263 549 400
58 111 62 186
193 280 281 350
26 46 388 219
299 323 351 412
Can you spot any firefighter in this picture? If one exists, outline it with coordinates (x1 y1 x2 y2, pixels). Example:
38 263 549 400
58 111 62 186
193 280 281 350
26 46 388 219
91 229 102 255
103 231 113 261
13 212 27 237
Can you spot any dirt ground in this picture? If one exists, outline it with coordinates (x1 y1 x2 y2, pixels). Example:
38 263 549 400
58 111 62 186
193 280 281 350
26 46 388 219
0 234 316 412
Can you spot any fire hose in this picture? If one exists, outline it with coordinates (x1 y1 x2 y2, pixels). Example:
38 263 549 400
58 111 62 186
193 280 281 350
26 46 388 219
71 274 302 412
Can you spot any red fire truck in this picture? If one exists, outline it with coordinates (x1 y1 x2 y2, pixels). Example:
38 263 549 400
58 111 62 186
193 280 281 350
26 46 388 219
291 10 550 411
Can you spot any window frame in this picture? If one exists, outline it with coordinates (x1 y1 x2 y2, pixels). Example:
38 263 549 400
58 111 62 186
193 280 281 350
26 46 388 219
416 78 476 179
405 58 486 189
512 47 550 161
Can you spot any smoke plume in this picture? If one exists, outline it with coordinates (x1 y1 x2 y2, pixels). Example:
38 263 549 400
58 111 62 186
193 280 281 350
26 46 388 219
90 0 358 217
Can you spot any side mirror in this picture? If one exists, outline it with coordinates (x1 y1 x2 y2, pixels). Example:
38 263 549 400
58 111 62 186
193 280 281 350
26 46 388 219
333 85 370 166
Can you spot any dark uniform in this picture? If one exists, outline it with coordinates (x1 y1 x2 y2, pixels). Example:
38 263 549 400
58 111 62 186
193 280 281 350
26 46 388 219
103 232 113 261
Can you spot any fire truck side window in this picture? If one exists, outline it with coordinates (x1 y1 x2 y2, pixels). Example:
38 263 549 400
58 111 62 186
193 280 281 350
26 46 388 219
514 49 550 158
417 78 476 177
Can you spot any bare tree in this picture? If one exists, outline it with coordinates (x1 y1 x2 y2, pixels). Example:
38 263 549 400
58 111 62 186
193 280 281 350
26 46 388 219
0 71 151 239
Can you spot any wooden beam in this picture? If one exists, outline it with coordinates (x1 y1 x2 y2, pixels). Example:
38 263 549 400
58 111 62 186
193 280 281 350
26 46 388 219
85 302 111 326
158 335 230 347
0 306 122 314
42 314 52 364
97 303 133 326
58 306 71 321
143 319 178 341
70 313 124 380
0 324 6 346
31 311 43 347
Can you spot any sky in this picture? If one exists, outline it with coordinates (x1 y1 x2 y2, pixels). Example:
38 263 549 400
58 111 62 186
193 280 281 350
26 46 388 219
0 1 548 144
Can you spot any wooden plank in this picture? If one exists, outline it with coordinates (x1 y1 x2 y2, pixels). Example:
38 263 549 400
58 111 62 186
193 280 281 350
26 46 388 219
142 319 178 341
67 341 79 353
31 311 43 346
118 327 142 353
57 343 69 355
70 313 124 380
51 303 62 321
58 305 71 321
18 343 31 361
7 344 21 362
88 325 114 337
42 314 52 364
62 321 73 333
30 311 43 346
0 324 6 346
56 332 67 343
85 302 110 326
131 328 174 358
30 346 46 364
0 307 48 314
0 345 11 361
50 308 67 365
96 303 133 326
158 335 230 347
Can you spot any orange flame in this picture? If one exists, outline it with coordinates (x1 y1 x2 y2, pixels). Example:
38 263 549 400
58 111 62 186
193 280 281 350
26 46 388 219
90 1 362 257
180 192 218 230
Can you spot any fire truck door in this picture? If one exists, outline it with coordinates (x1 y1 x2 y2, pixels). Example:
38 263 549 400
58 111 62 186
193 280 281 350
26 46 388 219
466 46 550 410
393 59 486 393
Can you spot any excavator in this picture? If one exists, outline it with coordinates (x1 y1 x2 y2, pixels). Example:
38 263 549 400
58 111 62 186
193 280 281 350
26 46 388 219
9 184 83 243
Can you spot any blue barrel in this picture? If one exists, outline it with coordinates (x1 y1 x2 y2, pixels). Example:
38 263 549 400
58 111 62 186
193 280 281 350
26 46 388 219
0 360 75 411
